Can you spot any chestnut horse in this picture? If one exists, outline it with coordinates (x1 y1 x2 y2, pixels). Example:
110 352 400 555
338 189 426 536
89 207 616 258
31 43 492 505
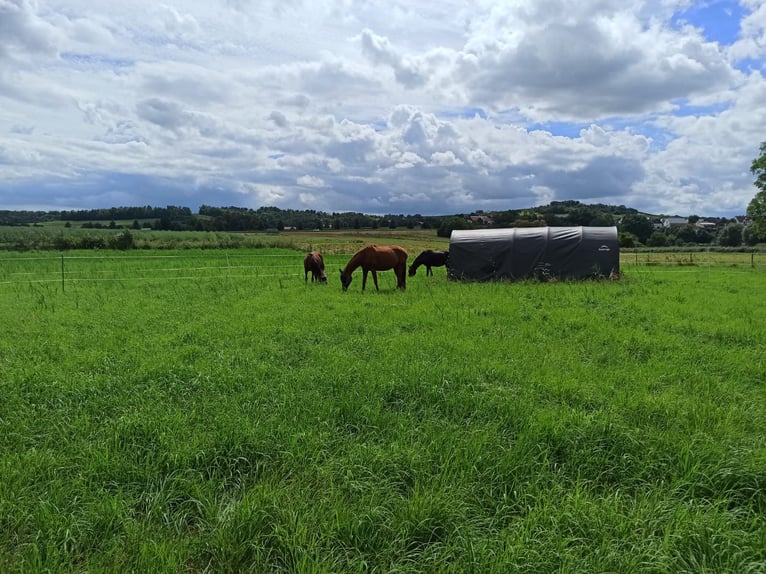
408 249 449 277
304 251 327 283
339 245 408 291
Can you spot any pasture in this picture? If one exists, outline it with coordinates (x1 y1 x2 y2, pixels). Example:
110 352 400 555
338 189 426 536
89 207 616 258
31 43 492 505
1 248 765 573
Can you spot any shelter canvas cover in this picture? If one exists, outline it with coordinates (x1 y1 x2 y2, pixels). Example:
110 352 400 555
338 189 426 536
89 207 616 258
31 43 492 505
448 226 619 281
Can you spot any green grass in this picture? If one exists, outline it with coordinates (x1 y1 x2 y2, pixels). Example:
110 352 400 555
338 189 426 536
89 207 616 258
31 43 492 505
1 250 765 572
0 225 450 253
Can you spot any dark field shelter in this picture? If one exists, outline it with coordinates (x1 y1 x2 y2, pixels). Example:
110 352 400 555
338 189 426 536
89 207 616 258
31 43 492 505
448 226 619 281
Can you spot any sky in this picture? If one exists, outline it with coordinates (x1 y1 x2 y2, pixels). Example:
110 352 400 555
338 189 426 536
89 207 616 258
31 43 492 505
1 0 765 217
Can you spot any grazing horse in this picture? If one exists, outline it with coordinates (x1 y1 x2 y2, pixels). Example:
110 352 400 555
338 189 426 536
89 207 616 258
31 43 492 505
304 251 327 283
339 245 408 291
408 250 449 276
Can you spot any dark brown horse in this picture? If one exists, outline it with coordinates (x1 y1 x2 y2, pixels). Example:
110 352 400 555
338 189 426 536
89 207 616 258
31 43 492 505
304 251 327 283
339 245 408 291
408 250 448 276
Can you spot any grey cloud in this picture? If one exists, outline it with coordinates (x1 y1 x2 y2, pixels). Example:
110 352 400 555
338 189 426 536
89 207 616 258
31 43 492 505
278 93 310 108
359 28 428 89
325 133 377 165
537 156 647 201
296 59 382 97
100 121 147 145
466 17 738 120
141 72 230 106
360 28 398 67
268 111 288 127
0 0 59 58
136 98 188 130
236 110 648 215
10 124 34 134
0 69 71 107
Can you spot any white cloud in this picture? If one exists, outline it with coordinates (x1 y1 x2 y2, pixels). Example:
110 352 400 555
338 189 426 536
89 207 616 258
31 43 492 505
0 0 763 216
431 150 463 166
730 0 766 61
297 174 325 188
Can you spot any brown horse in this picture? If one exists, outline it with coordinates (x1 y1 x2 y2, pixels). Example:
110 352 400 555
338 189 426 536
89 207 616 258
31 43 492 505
339 245 408 291
304 251 327 283
408 249 449 276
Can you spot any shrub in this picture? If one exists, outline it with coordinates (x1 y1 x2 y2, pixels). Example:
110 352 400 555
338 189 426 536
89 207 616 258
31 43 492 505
647 231 669 247
109 230 135 250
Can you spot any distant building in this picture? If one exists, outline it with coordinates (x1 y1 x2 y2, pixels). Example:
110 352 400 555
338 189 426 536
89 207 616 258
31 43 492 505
694 221 717 230
469 215 494 225
662 217 688 228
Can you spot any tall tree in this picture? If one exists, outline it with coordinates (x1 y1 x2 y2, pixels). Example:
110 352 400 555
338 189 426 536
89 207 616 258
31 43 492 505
747 142 766 241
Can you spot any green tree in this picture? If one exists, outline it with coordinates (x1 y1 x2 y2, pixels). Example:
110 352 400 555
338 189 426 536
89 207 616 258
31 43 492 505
747 142 766 241
618 232 636 248
589 213 615 226
696 228 714 244
718 222 743 247
647 231 669 247
618 214 654 244
437 216 470 238
675 225 698 244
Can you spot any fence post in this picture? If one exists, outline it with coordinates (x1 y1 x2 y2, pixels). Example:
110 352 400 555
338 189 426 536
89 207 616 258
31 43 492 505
61 254 65 293
752 252 755 268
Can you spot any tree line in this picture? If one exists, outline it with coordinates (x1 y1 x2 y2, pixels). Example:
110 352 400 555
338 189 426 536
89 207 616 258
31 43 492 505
2 190 765 249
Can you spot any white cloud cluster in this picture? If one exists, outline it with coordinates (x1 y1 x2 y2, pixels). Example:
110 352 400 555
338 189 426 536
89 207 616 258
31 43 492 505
0 0 764 216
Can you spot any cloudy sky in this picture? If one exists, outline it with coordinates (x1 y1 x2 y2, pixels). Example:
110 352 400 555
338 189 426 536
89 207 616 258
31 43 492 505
1 0 765 217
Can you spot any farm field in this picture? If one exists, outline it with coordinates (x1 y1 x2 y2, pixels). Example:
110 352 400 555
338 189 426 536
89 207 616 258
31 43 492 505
1 248 765 572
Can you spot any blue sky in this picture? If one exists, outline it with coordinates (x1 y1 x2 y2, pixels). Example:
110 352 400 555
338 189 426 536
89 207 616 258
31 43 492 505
1 0 765 217
673 1 744 46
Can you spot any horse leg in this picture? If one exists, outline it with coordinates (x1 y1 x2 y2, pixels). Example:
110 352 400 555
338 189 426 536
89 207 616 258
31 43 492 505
372 270 379 291
426 265 432 276
395 265 405 289
362 269 368 290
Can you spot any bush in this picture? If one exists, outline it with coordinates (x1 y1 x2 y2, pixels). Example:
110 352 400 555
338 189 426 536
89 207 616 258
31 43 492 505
53 235 74 250
109 230 135 250
78 236 107 249
647 231 669 247
618 232 636 248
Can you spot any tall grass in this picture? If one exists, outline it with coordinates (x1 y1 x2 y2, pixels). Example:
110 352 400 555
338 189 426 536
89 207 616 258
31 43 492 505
0 226 449 253
1 251 765 572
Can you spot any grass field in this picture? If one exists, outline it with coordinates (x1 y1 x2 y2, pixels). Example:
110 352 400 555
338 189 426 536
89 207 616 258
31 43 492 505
1 248 765 572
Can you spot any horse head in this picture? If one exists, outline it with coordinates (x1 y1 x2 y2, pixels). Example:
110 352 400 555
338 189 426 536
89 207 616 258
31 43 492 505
408 263 417 277
339 268 352 290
